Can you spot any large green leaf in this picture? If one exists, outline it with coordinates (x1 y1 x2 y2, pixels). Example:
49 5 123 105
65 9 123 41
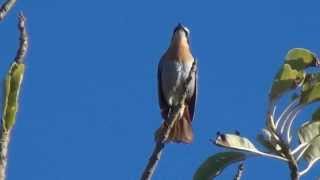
285 48 318 70
2 62 25 131
269 64 305 100
298 121 320 144
302 136 320 163
298 116 320 165
215 133 287 161
193 151 245 180
215 134 259 153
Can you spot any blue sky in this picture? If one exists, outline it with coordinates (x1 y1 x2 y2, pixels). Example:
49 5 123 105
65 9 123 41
0 0 319 179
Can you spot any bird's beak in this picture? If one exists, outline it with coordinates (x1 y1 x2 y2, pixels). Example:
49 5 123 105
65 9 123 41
172 23 190 43
175 23 185 31
175 23 190 34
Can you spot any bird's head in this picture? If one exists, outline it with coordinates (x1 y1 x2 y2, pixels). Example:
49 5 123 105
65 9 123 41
171 23 190 45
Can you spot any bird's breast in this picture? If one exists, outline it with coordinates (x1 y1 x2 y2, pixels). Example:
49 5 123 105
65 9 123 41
160 59 195 106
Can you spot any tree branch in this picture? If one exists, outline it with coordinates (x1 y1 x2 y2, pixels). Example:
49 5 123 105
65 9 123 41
0 13 28 180
140 60 197 180
233 162 244 180
14 12 28 64
268 94 302 180
0 131 10 180
0 0 16 21
272 134 299 180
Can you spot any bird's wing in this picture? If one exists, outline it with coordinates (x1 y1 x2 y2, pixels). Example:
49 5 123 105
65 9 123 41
188 62 197 122
158 58 169 119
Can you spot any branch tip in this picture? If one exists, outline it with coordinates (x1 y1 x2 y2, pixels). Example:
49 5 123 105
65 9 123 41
14 13 28 64
0 0 16 21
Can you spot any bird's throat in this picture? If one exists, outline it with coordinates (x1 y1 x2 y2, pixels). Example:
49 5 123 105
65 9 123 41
166 39 193 61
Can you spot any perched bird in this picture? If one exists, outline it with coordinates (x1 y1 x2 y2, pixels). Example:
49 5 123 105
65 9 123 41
155 23 197 144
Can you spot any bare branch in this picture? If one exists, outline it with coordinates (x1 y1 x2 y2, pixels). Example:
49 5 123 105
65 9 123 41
0 131 10 180
14 12 28 64
0 0 16 21
233 162 244 180
277 137 300 180
140 60 197 180
0 13 28 180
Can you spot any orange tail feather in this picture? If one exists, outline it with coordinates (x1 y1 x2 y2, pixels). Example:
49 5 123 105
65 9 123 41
155 106 193 143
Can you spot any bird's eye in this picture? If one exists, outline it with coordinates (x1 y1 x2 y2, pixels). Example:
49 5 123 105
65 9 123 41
173 27 179 34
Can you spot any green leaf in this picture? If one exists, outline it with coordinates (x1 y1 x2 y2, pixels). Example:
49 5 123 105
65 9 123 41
312 108 320 121
269 64 305 100
300 81 320 105
215 133 271 157
193 152 245 180
298 121 320 144
2 62 25 131
301 74 320 92
285 48 318 70
302 136 320 163
215 134 287 161
298 117 320 164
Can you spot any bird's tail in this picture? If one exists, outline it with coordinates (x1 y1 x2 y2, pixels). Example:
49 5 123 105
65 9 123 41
155 106 193 144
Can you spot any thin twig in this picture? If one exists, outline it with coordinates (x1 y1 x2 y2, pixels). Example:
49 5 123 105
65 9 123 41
0 0 16 21
140 60 197 180
234 162 244 180
0 130 10 180
0 13 28 180
15 12 28 64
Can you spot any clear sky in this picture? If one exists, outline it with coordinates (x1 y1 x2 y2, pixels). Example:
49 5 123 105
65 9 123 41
0 0 319 179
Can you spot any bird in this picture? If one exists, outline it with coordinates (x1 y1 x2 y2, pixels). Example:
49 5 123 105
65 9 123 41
155 23 197 144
